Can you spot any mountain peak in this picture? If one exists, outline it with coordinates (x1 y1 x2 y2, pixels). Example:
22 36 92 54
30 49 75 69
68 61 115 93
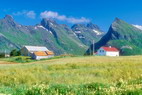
71 24 86 29
113 17 123 24
114 17 121 21
4 15 14 21
3 15 18 27
42 18 57 24
87 22 99 29
41 18 57 28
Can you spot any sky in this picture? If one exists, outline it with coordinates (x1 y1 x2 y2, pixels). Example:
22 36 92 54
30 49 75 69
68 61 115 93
1 0 142 31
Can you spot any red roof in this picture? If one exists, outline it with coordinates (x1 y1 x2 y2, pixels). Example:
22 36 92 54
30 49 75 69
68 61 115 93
101 46 119 52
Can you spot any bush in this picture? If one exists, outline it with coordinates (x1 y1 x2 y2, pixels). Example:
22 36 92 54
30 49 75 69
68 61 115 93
10 56 34 63
0 53 5 58
10 49 21 56
15 57 26 63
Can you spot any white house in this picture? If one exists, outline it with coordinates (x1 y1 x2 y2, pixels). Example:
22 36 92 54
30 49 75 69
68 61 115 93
21 46 54 60
97 46 119 56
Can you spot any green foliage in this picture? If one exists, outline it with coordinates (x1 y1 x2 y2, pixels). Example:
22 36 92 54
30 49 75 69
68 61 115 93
0 53 5 58
1 56 35 63
10 56 35 63
108 40 142 55
24 81 142 95
13 57 32 63
10 49 21 57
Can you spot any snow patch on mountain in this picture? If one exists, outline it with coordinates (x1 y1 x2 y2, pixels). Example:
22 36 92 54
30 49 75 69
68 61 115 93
74 31 81 34
133 25 142 30
93 30 102 35
73 33 78 38
0 33 3 36
35 25 53 34
37 25 47 30
18 25 22 27
50 22 54 26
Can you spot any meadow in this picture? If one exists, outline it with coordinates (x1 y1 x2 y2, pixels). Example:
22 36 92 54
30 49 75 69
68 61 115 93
0 56 141 95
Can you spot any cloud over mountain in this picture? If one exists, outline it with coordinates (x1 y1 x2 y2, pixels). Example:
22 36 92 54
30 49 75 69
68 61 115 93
13 10 36 19
40 11 90 24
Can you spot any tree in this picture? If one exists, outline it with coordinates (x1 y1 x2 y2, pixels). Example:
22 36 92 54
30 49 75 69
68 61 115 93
10 49 21 56
0 53 5 58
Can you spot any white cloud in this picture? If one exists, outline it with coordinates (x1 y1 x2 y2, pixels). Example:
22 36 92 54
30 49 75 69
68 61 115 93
26 11 36 19
40 11 90 24
13 10 36 19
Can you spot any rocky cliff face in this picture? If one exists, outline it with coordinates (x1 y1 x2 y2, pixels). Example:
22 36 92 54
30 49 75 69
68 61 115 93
71 23 104 46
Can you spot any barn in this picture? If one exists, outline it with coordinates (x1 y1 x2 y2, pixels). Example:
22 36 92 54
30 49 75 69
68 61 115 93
32 51 54 60
97 46 119 56
21 46 54 59
21 46 49 56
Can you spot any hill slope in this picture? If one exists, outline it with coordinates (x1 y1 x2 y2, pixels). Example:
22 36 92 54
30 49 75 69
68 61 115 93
86 18 142 55
0 15 89 55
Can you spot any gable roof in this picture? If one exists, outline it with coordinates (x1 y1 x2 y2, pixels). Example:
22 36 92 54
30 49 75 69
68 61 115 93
45 51 54 55
34 51 48 56
24 46 49 52
101 46 119 52
34 51 54 56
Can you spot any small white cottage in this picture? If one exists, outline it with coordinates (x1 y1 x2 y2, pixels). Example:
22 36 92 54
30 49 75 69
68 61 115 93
97 46 119 56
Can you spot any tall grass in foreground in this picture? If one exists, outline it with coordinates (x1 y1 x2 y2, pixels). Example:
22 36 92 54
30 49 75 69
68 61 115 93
0 56 141 94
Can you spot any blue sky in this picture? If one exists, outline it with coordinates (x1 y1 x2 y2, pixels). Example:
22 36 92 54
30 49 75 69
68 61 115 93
1 0 142 31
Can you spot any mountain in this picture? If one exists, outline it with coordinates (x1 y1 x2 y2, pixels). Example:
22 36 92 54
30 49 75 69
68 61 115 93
0 15 89 55
71 23 104 46
86 18 142 55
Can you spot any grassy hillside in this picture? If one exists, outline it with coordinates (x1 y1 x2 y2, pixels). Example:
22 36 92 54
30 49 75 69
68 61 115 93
0 56 141 94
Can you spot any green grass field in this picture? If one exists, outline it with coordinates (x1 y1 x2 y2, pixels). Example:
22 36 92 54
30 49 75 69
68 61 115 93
0 56 141 95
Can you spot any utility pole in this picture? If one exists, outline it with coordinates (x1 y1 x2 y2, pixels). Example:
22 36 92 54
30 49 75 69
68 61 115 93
4 49 6 58
90 46 91 56
92 40 95 56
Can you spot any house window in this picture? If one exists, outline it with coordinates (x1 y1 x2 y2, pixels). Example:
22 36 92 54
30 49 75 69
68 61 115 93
100 50 104 53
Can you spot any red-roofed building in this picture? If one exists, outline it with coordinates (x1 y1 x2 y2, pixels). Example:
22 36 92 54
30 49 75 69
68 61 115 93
97 46 119 56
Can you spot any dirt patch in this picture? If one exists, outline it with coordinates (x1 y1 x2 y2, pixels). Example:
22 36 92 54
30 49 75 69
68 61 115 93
0 61 18 64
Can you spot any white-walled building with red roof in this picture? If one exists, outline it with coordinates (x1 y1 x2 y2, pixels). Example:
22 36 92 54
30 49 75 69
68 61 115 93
97 46 119 56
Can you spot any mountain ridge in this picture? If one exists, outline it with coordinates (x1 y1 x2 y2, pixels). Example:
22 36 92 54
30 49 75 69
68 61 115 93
0 15 104 55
